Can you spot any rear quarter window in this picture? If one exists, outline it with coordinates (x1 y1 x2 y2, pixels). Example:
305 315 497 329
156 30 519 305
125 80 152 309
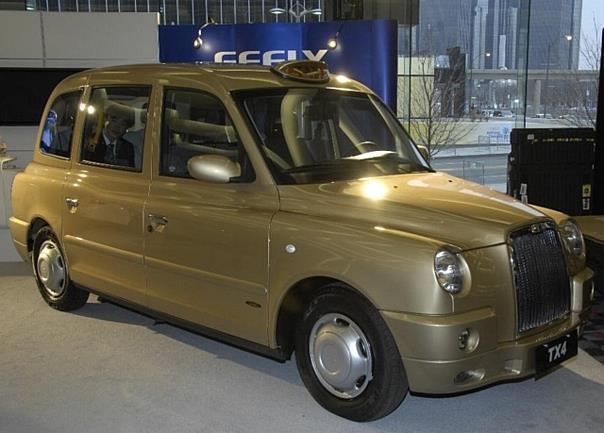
40 90 82 159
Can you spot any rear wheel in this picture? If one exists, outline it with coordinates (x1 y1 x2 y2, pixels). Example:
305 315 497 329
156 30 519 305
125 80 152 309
32 226 88 311
295 284 408 421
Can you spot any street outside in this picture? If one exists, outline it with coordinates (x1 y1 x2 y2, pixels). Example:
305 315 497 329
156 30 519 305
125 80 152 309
430 117 585 193
432 153 508 192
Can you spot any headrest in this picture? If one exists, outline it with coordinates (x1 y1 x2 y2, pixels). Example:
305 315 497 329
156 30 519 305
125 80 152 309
104 102 135 128
137 107 146 124
165 108 180 124
169 118 235 143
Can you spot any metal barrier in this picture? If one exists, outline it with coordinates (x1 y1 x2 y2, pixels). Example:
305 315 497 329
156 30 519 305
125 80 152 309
462 160 485 185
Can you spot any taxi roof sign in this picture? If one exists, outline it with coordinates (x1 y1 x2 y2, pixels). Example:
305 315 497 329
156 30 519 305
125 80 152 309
271 60 330 83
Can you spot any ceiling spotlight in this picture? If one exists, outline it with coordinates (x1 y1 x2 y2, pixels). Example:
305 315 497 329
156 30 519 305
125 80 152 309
485 52 492 57
269 7 286 15
565 34 573 41
327 25 343 51
192 18 215 49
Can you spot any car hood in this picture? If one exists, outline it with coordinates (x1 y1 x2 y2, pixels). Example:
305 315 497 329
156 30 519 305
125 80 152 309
276 172 548 250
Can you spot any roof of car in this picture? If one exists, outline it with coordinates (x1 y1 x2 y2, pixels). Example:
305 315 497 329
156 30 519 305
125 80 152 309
61 63 372 94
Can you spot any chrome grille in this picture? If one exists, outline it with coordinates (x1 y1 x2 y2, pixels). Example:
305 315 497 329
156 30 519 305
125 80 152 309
510 222 570 333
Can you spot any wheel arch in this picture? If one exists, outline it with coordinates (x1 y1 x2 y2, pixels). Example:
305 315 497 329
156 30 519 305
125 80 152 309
274 276 375 358
27 217 52 254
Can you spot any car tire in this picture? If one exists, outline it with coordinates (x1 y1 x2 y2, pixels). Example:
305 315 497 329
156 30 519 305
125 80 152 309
31 226 89 311
295 284 408 422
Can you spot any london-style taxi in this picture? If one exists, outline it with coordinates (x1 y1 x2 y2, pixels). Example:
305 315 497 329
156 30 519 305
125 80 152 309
9 61 594 421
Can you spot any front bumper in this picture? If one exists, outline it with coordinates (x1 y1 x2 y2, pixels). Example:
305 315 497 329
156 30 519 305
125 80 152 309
382 267 594 394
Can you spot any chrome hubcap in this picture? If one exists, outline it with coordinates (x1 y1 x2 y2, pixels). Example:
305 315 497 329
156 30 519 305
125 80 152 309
36 240 66 298
309 313 373 399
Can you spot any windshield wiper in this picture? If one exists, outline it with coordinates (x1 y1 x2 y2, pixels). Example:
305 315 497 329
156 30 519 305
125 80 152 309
347 153 433 172
282 157 432 175
345 150 397 160
282 159 359 174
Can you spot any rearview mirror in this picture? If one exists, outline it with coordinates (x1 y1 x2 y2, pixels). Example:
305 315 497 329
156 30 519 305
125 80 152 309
417 145 430 161
187 155 241 183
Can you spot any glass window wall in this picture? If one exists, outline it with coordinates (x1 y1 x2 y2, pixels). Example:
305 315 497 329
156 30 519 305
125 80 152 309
395 0 600 192
34 0 324 25
26 0 600 190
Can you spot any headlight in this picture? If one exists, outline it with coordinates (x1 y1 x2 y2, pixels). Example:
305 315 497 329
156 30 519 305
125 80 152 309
559 219 585 258
434 247 468 294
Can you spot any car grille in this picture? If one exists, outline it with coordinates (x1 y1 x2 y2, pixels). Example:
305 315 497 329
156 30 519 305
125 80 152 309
509 222 570 333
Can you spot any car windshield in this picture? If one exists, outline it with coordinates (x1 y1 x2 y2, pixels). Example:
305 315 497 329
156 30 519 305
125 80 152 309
239 88 431 185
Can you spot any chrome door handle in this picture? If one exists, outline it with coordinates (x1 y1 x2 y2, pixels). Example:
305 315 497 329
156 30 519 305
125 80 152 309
65 198 79 213
147 214 168 233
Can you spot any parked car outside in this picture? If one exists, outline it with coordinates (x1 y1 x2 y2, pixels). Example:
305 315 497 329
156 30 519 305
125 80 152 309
493 110 514 118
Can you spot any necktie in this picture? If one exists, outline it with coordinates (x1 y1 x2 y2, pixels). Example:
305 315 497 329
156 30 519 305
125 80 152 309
106 141 116 163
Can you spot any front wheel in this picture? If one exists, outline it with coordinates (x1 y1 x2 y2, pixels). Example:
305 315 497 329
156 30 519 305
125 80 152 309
295 284 408 421
32 226 89 311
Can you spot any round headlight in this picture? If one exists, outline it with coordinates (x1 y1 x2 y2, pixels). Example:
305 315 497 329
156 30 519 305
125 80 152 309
559 219 585 258
434 248 467 294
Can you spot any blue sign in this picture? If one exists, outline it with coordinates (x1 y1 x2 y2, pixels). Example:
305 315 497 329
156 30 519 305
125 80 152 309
158 20 397 110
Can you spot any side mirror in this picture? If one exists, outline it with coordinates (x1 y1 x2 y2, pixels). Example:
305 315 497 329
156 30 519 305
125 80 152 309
187 154 241 183
417 145 430 161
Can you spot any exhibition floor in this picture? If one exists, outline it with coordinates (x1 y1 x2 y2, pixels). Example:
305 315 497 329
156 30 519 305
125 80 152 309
1 261 604 433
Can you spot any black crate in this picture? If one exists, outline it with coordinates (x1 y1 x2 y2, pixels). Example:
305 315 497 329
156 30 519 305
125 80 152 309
510 128 595 165
508 128 596 216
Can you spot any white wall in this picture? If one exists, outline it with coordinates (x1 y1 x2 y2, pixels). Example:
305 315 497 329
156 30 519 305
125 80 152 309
0 12 43 67
0 11 160 260
0 11 159 68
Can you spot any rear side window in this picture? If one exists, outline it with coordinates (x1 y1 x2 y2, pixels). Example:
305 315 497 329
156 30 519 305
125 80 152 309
80 86 151 171
40 90 82 158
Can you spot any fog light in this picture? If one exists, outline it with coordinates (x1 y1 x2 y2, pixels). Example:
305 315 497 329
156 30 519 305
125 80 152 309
457 328 479 352
454 369 485 385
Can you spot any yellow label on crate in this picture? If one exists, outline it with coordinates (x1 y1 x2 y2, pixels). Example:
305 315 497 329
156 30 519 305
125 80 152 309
582 184 592 198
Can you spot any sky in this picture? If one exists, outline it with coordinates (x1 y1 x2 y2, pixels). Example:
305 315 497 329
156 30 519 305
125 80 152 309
580 0 604 68
581 0 604 27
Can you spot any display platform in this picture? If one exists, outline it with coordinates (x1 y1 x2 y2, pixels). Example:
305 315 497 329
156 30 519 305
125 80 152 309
1 262 603 433
580 289 604 365
576 215 604 244
576 216 604 294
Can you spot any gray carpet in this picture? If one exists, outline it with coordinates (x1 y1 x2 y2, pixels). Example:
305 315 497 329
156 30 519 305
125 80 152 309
1 262 604 433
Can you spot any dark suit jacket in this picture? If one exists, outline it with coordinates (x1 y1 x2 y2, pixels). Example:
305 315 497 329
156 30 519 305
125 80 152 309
86 135 135 168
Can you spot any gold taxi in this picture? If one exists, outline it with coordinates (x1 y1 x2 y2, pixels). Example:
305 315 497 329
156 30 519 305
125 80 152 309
9 61 594 421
